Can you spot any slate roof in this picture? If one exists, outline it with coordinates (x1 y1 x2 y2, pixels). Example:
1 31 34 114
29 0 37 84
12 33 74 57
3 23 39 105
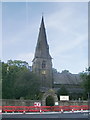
53 70 83 85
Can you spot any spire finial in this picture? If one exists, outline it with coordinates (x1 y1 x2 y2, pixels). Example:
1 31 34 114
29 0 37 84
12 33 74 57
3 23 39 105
41 13 44 28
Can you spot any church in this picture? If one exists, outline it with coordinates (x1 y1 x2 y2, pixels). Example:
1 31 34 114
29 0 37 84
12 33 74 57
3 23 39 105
32 16 83 99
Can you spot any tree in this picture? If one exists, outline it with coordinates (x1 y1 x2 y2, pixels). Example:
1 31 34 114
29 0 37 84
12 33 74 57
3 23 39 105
2 60 40 100
80 67 90 99
57 85 68 101
14 71 40 99
7 60 29 68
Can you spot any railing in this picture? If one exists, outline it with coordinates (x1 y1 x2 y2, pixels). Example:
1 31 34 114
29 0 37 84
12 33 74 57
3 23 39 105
0 105 89 113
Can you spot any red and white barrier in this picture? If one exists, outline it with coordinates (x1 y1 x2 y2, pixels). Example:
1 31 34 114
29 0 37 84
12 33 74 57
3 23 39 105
1 105 89 113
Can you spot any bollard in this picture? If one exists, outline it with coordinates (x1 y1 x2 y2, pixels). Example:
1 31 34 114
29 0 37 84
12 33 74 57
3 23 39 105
23 111 26 114
5 111 7 113
61 109 63 113
72 109 74 112
81 108 83 113
40 109 42 114
0 110 2 114
12 111 14 113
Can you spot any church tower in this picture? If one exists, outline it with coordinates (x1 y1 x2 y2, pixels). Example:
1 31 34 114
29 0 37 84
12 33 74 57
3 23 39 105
32 16 53 91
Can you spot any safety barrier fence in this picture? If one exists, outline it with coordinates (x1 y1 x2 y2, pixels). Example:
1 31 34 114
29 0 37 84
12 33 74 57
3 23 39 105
0 105 89 113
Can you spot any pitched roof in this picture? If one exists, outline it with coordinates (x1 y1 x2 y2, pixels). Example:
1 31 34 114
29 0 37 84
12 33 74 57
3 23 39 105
34 16 51 59
53 70 83 85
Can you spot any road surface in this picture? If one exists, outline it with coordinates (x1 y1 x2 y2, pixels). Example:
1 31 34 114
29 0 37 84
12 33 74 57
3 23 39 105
1 111 90 120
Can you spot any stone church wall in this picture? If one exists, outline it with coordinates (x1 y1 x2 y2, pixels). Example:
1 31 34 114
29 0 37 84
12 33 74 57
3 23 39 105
1 99 41 106
58 100 88 106
1 99 88 106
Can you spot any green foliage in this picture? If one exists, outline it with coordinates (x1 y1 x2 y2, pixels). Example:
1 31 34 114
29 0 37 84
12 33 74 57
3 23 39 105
80 67 90 99
7 60 29 68
2 60 40 100
46 95 54 106
57 85 68 100
83 75 90 92
14 71 40 99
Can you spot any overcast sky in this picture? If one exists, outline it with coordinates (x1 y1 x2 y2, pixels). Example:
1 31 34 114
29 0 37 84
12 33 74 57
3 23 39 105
2 2 88 74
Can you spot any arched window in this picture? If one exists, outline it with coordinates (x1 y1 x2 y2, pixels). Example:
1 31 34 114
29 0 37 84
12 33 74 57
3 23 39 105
42 60 46 68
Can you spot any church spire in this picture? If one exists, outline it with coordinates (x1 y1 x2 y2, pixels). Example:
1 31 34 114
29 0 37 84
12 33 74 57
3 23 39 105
32 16 53 89
34 16 51 59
